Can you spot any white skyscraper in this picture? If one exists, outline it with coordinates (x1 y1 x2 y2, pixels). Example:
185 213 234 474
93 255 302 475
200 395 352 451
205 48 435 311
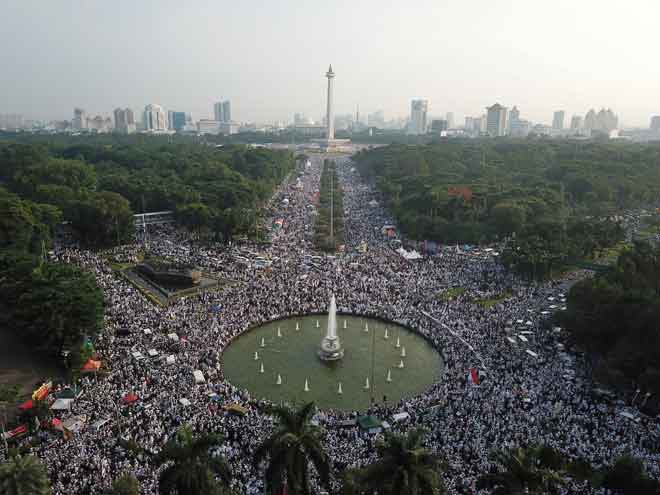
409 100 428 135
553 110 566 130
446 112 455 129
486 103 507 137
143 104 168 132
214 100 232 123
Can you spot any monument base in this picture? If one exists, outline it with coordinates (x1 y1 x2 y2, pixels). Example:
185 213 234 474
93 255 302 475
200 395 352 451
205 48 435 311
313 138 352 152
318 338 344 361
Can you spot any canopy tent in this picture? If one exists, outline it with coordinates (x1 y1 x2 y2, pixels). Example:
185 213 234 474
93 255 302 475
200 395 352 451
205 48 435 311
148 349 159 357
193 370 205 384
179 398 191 407
51 398 74 411
392 412 410 423
32 381 52 401
166 355 176 365
55 387 81 400
167 333 179 342
396 247 422 260
224 403 248 416
19 400 33 411
81 359 102 373
62 415 86 434
357 415 382 433
122 392 139 404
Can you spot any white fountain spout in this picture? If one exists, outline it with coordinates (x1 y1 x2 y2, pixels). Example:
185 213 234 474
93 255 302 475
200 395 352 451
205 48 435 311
261 337 265 348
343 320 347 329
304 379 310 392
316 320 320 328
277 327 282 338
318 294 344 361
364 377 370 389
338 382 343 394
254 351 259 361
260 362 265 373
384 328 389 340
276 374 282 385
398 359 405 369
387 369 392 382
395 337 401 348
401 346 406 358
364 322 369 332
296 322 300 331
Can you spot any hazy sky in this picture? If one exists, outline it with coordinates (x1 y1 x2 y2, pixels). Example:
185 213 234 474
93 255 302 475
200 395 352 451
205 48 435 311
2 0 659 126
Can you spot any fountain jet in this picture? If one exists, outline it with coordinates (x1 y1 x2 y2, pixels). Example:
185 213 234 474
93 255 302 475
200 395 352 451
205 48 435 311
260 337 265 348
384 328 389 340
343 320 347 329
364 322 369 332
386 369 392 382
395 337 401 348
364 377 370 389
277 327 282 338
276 374 282 385
260 362 264 373
398 359 405 369
304 379 310 392
254 351 259 361
338 382 343 394
318 294 344 361
296 322 300 331
401 346 406 358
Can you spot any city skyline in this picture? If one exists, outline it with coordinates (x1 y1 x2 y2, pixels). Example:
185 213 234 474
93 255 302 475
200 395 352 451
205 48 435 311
2 1 660 126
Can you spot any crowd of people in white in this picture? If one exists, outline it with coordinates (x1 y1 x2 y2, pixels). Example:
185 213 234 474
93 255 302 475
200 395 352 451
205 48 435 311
13 154 660 494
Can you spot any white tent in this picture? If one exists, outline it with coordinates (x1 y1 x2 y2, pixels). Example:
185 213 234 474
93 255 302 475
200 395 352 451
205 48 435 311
526 349 539 358
148 349 159 357
166 355 176 365
179 398 191 407
392 412 410 422
193 370 205 384
51 398 74 411
168 333 179 342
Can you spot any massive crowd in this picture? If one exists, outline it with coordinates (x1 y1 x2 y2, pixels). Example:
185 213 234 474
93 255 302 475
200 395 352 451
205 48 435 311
12 154 660 494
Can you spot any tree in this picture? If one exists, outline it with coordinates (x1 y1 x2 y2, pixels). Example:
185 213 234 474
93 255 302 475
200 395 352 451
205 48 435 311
0 260 105 358
156 426 231 495
601 455 660 495
477 446 563 495
176 203 212 233
67 191 134 246
0 455 52 495
108 473 140 495
346 427 444 495
253 402 330 495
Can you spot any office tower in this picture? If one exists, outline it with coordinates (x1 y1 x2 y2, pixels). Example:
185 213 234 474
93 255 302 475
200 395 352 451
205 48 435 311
143 104 168 132
508 106 520 132
446 112 455 129
486 103 507 137
584 109 597 131
197 119 221 134
168 111 187 132
651 116 660 132
553 110 565 130
73 108 88 130
431 119 448 133
214 100 232 123
570 115 583 130
409 99 428 135
114 108 136 134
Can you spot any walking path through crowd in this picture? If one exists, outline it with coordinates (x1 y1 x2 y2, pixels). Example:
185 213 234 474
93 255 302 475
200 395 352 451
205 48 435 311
14 153 660 494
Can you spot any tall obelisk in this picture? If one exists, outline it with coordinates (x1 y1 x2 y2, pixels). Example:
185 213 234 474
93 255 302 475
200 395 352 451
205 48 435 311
325 65 335 141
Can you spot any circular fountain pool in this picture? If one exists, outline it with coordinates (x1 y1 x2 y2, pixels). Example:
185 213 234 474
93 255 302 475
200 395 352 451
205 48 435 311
221 315 443 411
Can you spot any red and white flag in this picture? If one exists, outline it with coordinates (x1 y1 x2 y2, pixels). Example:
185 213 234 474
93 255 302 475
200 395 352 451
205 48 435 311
468 368 480 386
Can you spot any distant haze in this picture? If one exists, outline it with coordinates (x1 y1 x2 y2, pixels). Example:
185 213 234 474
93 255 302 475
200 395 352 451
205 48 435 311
2 0 659 126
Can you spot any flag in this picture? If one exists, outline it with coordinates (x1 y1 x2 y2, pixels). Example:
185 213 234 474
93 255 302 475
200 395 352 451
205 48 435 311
468 368 480 386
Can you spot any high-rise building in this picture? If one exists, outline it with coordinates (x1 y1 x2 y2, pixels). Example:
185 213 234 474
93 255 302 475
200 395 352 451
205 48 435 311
143 104 168 132
446 112 455 129
552 110 565 130
73 108 88 130
584 108 618 134
168 111 187 132
431 119 448 133
409 99 428 135
214 100 232 123
570 115 583 130
113 108 136 134
197 119 221 134
508 106 520 133
486 103 507 137
651 116 660 132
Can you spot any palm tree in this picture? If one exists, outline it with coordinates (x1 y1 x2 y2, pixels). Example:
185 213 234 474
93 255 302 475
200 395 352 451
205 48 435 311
156 426 231 495
0 454 52 495
477 446 564 494
253 402 330 495
108 473 140 495
347 427 445 495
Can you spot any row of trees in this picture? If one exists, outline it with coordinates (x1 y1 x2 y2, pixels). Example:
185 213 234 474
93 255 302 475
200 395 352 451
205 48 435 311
314 160 345 251
478 444 660 494
561 241 660 398
0 137 296 246
0 187 105 360
352 140 660 277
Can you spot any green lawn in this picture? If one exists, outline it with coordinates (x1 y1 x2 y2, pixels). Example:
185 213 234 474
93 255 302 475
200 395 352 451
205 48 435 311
437 287 467 301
